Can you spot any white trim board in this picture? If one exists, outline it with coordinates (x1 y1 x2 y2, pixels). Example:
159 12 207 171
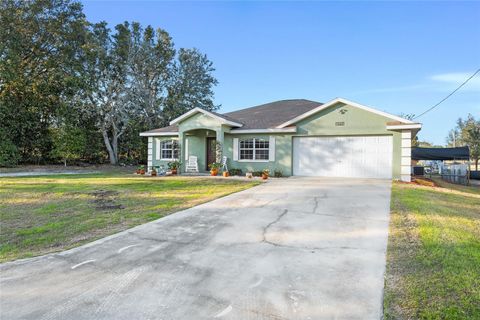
386 124 422 130
169 107 243 127
140 132 179 137
230 127 296 134
276 97 415 128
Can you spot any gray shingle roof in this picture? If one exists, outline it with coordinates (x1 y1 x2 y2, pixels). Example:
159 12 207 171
224 99 322 129
141 99 322 134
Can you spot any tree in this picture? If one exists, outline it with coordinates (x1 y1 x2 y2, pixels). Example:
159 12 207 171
82 22 133 165
0 0 88 163
446 114 480 170
128 23 175 129
164 48 219 124
50 126 87 166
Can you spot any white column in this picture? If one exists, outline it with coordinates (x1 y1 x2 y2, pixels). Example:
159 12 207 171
147 137 153 172
401 130 411 182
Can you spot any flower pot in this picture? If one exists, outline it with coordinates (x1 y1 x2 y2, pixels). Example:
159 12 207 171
136 169 141 175
151 171 157 176
262 174 268 180
222 171 229 177
171 169 177 175
140 169 145 175
210 169 218 176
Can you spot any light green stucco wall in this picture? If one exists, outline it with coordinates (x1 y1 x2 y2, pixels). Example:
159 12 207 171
223 134 293 175
148 103 406 179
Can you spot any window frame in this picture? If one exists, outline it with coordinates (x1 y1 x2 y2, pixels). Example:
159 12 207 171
160 139 179 161
238 137 270 162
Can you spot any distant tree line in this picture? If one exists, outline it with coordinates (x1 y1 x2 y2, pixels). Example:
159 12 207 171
0 0 219 167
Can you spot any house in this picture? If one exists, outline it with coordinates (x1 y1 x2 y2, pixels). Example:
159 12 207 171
140 98 421 182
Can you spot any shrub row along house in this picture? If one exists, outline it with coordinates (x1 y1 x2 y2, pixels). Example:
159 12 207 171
140 98 422 181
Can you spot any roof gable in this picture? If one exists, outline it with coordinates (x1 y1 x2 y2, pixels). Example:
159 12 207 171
169 107 243 127
276 98 414 128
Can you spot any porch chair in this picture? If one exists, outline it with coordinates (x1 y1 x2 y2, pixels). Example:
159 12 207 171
185 156 199 173
221 156 228 172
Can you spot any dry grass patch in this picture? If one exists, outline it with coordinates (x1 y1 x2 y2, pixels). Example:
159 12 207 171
0 173 259 262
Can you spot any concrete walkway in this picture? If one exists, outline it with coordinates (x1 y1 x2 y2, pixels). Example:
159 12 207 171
0 177 392 320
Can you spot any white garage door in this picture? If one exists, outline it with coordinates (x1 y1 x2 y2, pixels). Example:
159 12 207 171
293 136 393 178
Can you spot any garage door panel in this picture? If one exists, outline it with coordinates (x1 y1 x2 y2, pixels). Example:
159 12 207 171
293 136 392 179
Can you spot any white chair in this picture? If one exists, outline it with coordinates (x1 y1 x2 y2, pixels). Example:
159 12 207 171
221 156 228 172
185 156 199 173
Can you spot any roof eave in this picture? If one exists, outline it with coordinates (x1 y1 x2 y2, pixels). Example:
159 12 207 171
139 132 179 137
230 127 297 134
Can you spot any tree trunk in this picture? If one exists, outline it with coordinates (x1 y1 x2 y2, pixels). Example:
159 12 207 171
102 128 117 165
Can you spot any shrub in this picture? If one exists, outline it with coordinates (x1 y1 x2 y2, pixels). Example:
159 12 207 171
0 138 20 167
273 169 283 177
252 171 263 177
229 168 243 176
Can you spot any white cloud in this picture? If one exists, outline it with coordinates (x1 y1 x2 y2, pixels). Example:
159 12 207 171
352 71 480 95
430 71 480 91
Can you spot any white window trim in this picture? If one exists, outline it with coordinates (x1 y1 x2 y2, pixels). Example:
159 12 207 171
160 139 180 161
238 138 270 162
237 159 269 163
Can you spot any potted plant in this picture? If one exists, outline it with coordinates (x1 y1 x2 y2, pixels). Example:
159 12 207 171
139 165 145 175
168 161 181 175
222 170 229 177
136 165 142 175
209 162 221 176
151 167 157 176
262 169 269 180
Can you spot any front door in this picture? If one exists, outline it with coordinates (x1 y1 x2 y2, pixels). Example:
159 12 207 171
206 137 216 171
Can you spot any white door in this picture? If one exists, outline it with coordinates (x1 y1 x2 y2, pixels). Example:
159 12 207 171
292 136 393 178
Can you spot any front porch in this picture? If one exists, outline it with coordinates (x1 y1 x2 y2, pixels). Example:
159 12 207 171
181 129 221 173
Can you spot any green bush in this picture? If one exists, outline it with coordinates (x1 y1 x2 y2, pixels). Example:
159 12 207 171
0 138 20 167
229 168 243 176
273 169 283 177
252 171 263 177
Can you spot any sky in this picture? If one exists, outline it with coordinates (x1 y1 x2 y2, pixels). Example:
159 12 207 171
82 1 480 145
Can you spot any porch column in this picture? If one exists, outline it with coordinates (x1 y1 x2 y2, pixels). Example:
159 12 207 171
215 127 224 163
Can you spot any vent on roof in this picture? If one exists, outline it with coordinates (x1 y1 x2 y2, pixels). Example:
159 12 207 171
335 121 345 127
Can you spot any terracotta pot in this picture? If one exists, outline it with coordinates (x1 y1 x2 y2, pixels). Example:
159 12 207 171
262 174 268 180
151 171 157 176
136 169 141 175
210 169 218 176
140 169 145 175
171 169 177 175
223 171 229 177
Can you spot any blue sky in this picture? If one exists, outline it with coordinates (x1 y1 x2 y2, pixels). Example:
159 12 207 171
82 1 480 145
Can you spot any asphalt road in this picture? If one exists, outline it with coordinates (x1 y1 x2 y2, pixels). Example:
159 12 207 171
0 177 392 320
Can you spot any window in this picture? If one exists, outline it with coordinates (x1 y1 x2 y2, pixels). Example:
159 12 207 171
239 138 269 160
160 140 179 160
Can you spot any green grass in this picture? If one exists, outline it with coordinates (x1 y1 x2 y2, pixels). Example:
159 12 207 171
0 173 259 262
384 180 480 319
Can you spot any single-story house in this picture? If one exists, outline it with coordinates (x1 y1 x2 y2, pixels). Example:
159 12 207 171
140 97 422 182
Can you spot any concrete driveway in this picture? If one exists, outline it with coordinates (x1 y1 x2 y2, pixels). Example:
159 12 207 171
0 177 391 320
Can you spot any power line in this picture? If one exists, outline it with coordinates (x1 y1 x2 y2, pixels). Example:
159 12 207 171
413 68 480 120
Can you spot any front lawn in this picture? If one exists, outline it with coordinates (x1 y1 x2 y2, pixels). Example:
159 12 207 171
384 180 480 319
0 173 259 262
